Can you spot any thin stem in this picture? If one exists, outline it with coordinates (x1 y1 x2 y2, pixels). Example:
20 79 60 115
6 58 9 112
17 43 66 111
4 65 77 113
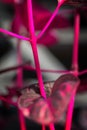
65 95 75 130
79 69 87 76
0 28 30 41
16 40 23 88
27 0 46 98
71 10 80 75
18 110 26 130
27 1 55 130
0 63 27 74
49 123 55 130
42 125 46 130
24 65 70 74
65 10 80 130
0 64 70 74
37 0 64 40
16 40 26 130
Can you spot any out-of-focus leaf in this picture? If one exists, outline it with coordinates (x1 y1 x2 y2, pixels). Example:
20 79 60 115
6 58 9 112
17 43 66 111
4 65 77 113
2 0 70 46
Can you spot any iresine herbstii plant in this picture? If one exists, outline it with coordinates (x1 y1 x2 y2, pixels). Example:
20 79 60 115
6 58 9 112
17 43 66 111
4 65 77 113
0 0 87 130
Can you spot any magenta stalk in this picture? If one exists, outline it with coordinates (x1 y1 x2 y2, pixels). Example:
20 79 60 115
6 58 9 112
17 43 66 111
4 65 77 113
27 1 48 130
27 0 46 98
49 123 55 130
71 10 80 75
24 65 70 74
16 39 26 130
18 109 26 130
0 63 26 74
65 94 75 130
0 28 30 41
27 0 56 130
37 0 65 40
2 63 87 76
16 39 23 88
0 64 70 75
79 69 87 76
65 10 80 130
42 125 46 130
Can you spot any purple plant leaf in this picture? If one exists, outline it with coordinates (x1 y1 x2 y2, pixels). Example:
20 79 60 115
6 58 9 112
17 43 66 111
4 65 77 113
48 74 80 122
18 74 80 124
52 74 80 93
29 98 54 124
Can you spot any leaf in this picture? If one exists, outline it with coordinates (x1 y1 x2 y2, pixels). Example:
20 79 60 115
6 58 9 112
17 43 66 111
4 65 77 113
18 74 80 124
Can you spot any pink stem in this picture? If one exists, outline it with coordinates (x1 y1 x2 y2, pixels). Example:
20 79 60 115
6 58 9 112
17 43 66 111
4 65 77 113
16 40 23 88
37 0 65 40
65 95 75 130
27 0 46 98
24 65 70 74
18 110 26 130
42 125 45 130
65 10 80 130
71 10 80 75
16 39 26 130
0 64 70 75
13 3 26 126
27 1 47 130
0 63 27 74
27 1 56 130
0 28 30 41
49 123 55 130
79 69 87 76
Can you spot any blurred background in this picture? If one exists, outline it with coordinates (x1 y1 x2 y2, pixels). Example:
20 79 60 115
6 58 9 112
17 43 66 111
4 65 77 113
0 0 87 130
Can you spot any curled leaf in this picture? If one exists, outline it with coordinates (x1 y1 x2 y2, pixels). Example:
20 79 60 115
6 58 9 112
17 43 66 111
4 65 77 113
18 74 80 124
